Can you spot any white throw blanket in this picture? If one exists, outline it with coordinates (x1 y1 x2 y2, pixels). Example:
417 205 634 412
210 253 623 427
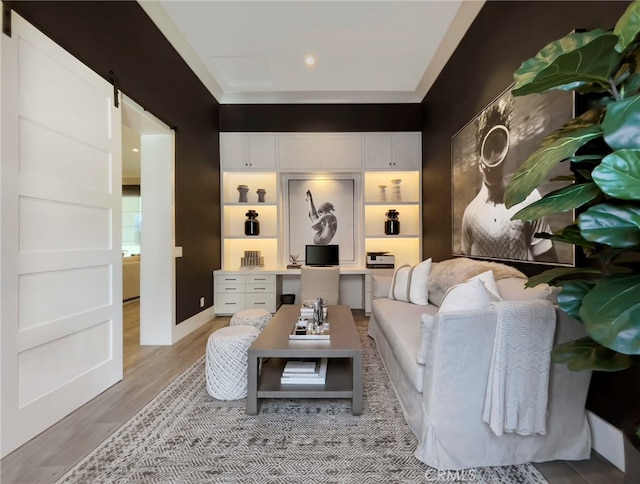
483 300 556 436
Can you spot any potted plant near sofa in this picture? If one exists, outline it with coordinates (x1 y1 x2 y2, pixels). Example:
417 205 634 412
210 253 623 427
503 2 640 481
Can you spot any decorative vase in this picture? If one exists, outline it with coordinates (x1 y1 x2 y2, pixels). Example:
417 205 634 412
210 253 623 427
244 210 259 236
237 184 249 203
390 179 402 202
256 188 266 203
377 185 387 202
385 209 400 235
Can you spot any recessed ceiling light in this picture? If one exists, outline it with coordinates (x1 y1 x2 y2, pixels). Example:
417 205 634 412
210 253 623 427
132 148 139 152
305 55 316 67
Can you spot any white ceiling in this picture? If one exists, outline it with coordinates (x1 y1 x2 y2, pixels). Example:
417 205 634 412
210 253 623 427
139 0 485 104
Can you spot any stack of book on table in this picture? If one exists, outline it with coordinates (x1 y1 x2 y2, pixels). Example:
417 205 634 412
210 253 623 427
280 358 328 385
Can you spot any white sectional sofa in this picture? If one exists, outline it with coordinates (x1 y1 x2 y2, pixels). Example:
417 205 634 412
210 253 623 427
368 257 593 470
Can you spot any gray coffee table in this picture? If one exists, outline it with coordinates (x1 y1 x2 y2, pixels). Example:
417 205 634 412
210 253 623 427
246 304 363 415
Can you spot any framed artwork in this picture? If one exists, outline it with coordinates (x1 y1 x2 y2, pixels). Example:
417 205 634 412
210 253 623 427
284 175 360 265
451 85 575 266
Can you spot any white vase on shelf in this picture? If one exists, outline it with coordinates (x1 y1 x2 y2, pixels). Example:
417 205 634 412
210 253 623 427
390 179 402 202
377 185 387 202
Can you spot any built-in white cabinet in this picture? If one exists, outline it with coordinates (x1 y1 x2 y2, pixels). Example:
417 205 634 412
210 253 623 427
278 134 362 172
214 273 277 315
364 133 421 170
218 132 422 273
220 133 276 170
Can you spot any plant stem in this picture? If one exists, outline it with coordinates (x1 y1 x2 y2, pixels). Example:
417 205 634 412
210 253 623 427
609 78 621 101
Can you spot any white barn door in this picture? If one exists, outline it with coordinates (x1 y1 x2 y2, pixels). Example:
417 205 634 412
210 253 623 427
1 13 123 456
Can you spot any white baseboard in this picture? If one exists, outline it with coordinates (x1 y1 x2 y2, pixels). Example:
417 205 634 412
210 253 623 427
588 410 625 472
172 306 216 344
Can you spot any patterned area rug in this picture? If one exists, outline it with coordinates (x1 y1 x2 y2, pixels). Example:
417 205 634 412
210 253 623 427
57 329 548 484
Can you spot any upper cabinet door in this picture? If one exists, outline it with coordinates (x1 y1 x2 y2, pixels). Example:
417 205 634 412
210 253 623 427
277 135 321 171
278 134 362 172
220 133 276 170
320 135 362 171
364 133 421 170
392 133 421 170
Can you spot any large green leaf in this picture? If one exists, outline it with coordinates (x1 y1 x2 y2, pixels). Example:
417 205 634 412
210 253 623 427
540 108 603 146
512 182 601 221
592 150 640 200
580 273 640 355
504 126 602 207
525 266 602 287
557 280 597 320
552 336 634 371
614 1 640 53
620 49 640 97
602 95 640 150
535 225 599 250
578 203 640 248
512 30 622 96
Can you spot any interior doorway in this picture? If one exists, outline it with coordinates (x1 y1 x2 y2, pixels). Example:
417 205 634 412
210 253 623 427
121 97 177 346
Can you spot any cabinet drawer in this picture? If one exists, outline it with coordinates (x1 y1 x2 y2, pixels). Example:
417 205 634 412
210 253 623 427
247 274 275 284
216 282 245 293
214 293 245 314
246 283 274 293
216 274 246 284
246 293 276 312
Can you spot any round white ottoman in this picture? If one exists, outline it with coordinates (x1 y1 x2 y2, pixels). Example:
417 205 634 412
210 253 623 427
230 308 272 332
206 325 260 400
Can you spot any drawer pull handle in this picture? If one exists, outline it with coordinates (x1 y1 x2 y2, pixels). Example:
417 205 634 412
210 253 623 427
254 278 266 281
254 287 265 290
224 302 237 306
255 302 266 305
225 278 237 281
225 288 237 291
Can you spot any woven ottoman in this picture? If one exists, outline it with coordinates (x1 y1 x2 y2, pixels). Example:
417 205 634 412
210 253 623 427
230 308 272 332
206 325 260 400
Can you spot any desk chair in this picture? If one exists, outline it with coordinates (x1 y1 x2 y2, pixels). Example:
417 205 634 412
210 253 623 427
300 265 340 305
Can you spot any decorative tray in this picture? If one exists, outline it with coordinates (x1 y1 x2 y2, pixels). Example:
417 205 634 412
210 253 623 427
288 320 330 340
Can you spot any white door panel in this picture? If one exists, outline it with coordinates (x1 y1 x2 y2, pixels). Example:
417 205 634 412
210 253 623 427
1 13 123 456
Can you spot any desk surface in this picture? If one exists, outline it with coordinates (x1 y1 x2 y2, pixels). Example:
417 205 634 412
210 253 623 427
214 267 371 275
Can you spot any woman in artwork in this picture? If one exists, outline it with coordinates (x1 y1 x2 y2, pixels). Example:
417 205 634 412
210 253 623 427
306 189 338 244
460 100 558 262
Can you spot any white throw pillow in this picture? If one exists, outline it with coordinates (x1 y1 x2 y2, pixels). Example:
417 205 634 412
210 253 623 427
467 270 502 302
388 264 411 302
438 278 492 313
410 258 432 305
417 313 434 365
387 259 432 305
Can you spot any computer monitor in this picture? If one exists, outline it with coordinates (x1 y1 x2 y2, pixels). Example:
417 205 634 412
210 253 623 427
304 244 339 267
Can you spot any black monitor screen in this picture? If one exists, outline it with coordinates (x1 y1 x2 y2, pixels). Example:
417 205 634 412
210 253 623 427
305 244 339 267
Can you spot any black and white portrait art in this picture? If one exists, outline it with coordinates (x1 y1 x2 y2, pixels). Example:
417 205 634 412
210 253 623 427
288 178 356 263
452 85 575 266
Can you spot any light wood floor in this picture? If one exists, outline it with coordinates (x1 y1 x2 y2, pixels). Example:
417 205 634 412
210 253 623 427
1 301 624 484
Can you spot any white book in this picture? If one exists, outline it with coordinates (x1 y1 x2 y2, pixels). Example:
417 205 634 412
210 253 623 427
282 360 318 374
281 359 327 384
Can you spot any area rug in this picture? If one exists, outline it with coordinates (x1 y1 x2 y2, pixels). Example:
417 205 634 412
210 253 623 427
56 328 548 484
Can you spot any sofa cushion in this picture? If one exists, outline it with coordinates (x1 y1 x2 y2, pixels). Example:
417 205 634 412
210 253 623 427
372 298 437 393
438 278 493 313
428 258 526 306
496 277 559 303
387 258 432 305
467 270 502 301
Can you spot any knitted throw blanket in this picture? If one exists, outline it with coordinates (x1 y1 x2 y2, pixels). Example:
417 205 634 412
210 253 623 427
483 300 556 436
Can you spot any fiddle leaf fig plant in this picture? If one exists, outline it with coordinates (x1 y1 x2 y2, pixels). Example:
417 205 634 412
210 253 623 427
504 1 640 372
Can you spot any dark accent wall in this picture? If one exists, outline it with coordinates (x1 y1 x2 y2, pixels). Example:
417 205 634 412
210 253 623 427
421 0 633 428
10 0 221 324
220 104 422 132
